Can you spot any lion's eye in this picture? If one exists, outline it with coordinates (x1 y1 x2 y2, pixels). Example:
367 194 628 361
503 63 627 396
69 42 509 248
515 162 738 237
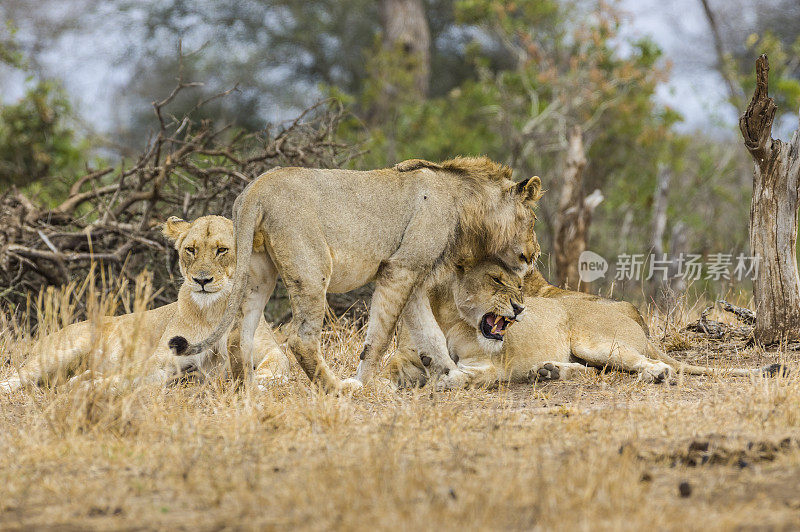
216 247 228 256
520 253 529 264
491 276 503 285
185 247 196 255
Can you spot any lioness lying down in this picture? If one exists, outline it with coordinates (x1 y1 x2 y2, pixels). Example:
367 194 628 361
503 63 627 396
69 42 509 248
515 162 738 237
386 262 783 387
0 216 290 393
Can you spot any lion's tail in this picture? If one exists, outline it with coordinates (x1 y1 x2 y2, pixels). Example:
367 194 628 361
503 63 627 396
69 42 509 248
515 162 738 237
169 195 261 358
647 341 786 378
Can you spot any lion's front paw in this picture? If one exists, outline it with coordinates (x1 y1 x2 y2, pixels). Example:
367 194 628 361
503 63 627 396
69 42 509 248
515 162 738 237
434 368 470 391
638 362 672 384
0 377 21 394
532 362 561 381
337 377 364 395
256 375 289 391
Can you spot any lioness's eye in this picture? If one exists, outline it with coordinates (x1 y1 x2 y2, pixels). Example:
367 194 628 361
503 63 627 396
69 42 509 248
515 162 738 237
185 247 196 254
216 247 228 256
491 276 503 285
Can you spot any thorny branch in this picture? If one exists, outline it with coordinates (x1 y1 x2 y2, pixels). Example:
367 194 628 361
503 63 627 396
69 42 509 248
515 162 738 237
0 73 358 317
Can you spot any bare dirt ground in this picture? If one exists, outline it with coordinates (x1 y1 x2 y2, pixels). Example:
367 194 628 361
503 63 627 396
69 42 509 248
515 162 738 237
1 306 800 531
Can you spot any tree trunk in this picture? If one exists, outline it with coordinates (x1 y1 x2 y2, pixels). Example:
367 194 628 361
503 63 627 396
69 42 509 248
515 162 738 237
650 165 671 258
379 0 430 98
739 54 800 344
554 126 603 290
650 166 671 302
649 166 680 311
667 222 688 296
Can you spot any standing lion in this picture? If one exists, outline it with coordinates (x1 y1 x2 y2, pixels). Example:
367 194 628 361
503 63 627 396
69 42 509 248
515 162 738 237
170 158 542 393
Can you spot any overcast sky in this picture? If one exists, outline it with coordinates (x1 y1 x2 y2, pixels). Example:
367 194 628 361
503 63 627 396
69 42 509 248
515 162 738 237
620 0 735 130
1 0 781 139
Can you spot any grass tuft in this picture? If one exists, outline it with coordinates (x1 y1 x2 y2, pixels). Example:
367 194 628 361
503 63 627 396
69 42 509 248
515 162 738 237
0 277 798 528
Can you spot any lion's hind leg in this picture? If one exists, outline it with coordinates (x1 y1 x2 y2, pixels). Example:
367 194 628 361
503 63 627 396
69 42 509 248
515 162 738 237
1 326 92 393
232 253 276 384
570 338 671 383
383 334 429 389
282 272 348 394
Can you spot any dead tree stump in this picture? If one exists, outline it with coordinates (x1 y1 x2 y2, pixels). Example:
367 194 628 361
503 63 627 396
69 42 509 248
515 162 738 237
739 54 800 344
554 126 603 290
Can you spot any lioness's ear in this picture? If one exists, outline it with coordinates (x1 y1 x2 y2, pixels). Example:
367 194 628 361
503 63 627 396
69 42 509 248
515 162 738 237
162 216 191 242
514 176 543 205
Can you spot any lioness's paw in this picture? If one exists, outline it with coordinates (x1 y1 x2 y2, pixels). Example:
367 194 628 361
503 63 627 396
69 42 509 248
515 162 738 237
0 377 21 394
256 375 289 391
434 368 470 391
373 376 398 391
639 362 672 384
337 378 364 395
533 362 561 381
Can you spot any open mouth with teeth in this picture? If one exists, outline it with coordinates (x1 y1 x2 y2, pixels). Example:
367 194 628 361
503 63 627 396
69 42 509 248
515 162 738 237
480 313 514 341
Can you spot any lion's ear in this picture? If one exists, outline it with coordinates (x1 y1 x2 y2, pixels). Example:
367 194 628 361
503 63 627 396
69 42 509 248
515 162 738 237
514 176 543 205
454 257 473 274
253 230 265 251
162 216 191 242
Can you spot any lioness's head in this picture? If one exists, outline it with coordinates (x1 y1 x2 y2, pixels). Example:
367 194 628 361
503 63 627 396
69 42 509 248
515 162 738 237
162 215 237 305
452 260 525 353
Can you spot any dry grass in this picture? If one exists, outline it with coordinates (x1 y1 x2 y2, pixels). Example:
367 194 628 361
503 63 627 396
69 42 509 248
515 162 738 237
2 284 800 531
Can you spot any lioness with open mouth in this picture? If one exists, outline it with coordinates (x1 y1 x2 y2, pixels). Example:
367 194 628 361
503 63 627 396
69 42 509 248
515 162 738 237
386 262 784 387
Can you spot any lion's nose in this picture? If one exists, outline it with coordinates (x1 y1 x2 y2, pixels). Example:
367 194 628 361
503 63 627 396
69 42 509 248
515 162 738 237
511 300 524 316
193 276 213 289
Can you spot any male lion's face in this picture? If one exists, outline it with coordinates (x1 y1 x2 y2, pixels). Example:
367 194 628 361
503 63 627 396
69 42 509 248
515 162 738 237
452 261 525 353
497 218 540 277
496 175 542 276
162 215 236 306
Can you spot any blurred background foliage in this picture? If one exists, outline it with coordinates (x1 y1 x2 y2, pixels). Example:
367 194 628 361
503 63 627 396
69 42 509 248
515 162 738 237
1 0 799 304
0 25 88 201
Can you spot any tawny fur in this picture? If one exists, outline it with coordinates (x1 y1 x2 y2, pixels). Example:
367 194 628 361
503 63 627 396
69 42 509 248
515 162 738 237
172 158 543 393
386 265 779 388
0 216 290 393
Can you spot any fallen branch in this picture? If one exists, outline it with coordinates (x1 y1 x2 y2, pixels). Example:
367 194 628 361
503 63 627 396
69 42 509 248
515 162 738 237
685 300 756 339
0 74 357 319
